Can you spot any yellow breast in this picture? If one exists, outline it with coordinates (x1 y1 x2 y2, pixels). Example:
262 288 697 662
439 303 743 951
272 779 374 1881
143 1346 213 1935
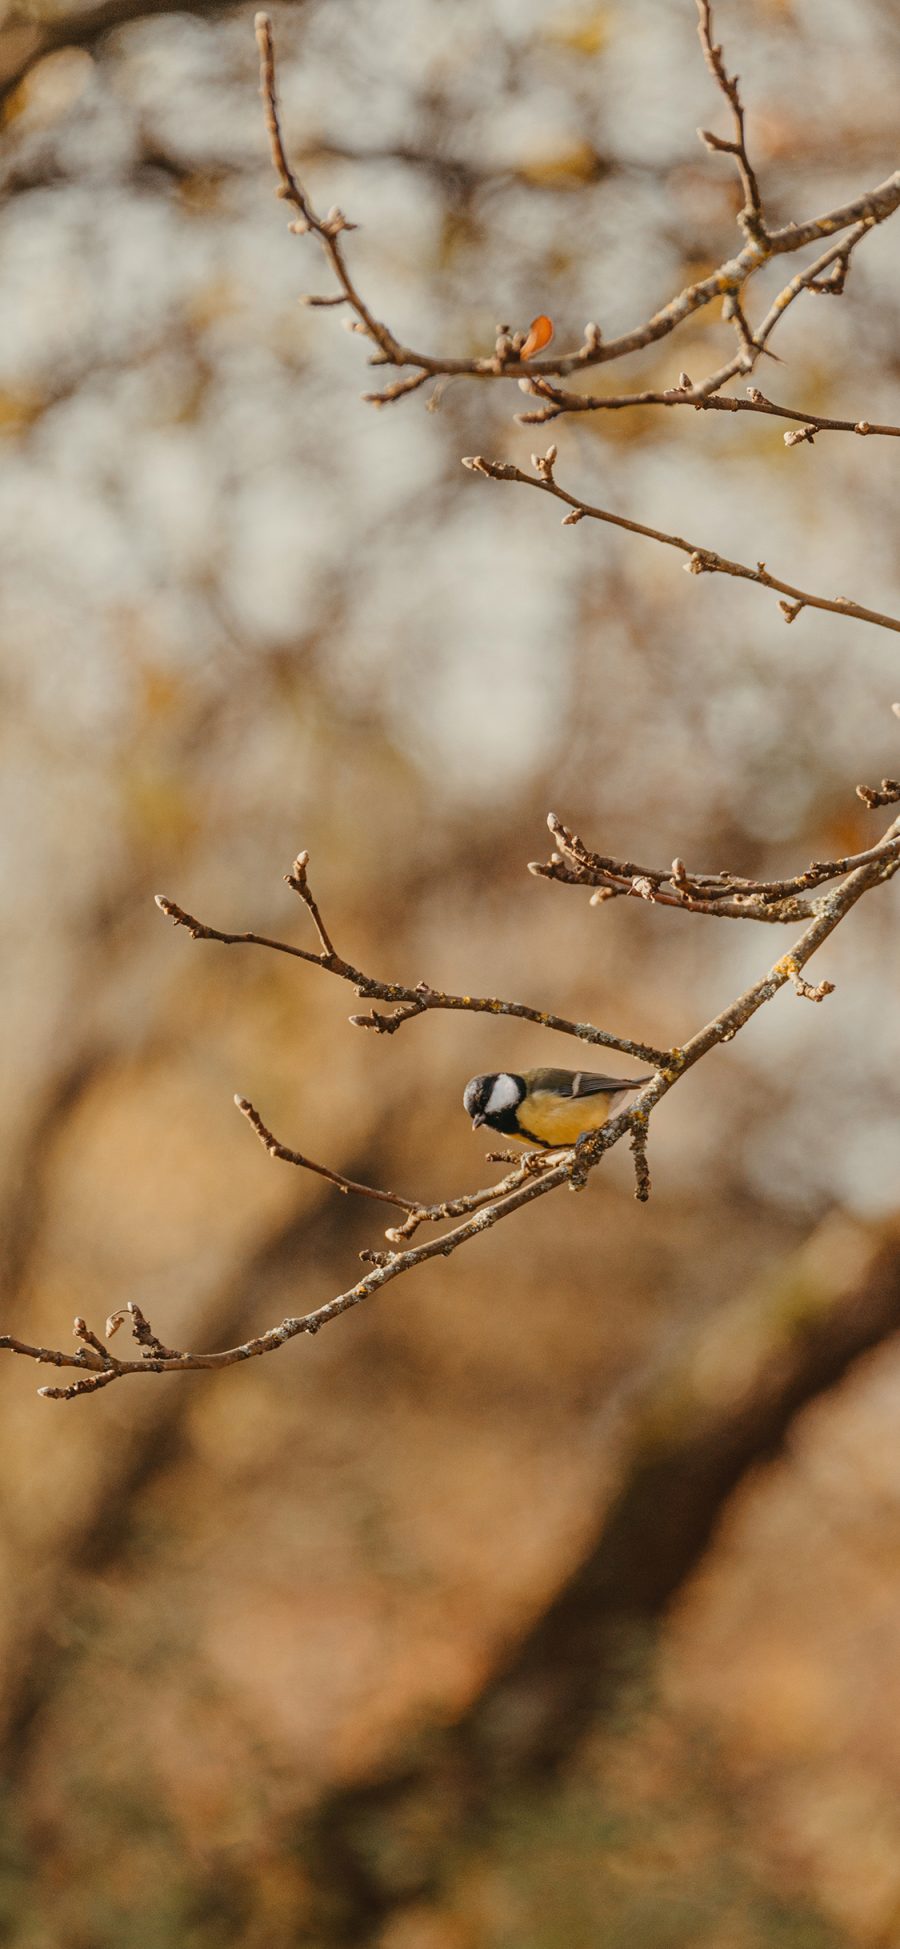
515 1089 619 1147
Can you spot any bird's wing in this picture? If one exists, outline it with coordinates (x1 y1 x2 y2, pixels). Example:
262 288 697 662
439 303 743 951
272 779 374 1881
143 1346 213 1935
524 1067 650 1097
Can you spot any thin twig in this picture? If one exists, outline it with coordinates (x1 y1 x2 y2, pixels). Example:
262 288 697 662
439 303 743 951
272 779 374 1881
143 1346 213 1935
74 1316 112 1365
236 1094 421 1214
461 455 900 638
695 0 766 244
285 848 337 956
106 1301 185 1361
255 13 403 368
518 378 900 440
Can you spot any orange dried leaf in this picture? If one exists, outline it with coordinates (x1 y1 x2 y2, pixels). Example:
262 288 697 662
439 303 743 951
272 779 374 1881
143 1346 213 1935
520 314 554 360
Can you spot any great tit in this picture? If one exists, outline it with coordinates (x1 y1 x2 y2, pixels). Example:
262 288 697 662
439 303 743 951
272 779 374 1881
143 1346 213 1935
463 1067 651 1149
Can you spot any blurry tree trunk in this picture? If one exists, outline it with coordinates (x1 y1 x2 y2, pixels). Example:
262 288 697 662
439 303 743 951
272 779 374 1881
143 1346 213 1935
292 1217 900 1943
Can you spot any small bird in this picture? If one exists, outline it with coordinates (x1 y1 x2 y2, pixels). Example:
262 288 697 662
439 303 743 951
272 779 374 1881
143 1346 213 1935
463 1067 651 1149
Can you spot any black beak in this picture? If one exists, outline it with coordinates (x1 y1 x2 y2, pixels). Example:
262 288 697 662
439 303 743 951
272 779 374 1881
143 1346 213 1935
472 1114 485 1129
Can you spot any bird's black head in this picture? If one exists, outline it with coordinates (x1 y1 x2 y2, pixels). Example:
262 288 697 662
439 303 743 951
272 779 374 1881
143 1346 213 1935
463 1072 526 1134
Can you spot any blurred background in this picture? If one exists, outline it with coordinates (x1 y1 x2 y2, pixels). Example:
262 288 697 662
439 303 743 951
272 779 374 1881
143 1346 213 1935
2 0 900 1941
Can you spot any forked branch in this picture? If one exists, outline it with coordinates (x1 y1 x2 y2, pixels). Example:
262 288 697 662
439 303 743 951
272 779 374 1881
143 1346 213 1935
533 812 900 920
254 11 900 417
154 853 668 1068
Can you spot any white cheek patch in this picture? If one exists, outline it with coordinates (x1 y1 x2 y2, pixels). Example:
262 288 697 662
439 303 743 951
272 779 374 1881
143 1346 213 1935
485 1073 521 1116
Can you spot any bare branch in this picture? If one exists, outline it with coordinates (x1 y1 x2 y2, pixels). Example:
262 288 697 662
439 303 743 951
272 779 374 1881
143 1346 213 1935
237 1092 561 1249
254 13 404 369
118 1302 185 1362
235 1094 422 1217
695 0 766 244
517 377 900 440
461 456 900 638
6 804 900 1398
154 884 668 1068
38 1369 123 1402
532 812 900 920
361 371 432 408
254 15 900 408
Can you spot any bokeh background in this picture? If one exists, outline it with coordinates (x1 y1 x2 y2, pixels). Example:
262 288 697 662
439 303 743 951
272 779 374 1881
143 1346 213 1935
2 0 900 1942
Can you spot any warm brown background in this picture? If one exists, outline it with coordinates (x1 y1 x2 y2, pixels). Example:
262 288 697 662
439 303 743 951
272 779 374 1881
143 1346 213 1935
2 1 900 1942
